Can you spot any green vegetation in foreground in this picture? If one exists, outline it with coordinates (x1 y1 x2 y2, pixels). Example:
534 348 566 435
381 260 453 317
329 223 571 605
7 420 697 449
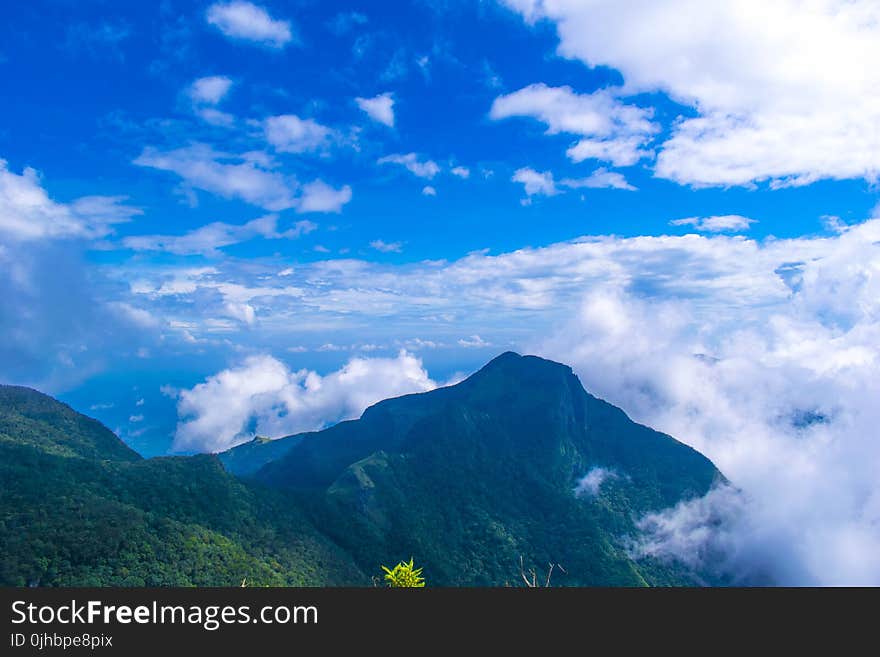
381 558 426 588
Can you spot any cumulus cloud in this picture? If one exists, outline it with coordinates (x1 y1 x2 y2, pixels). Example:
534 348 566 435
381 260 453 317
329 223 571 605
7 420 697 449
421 185 437 196
457 335 491 348
512 167 557 197
561 168 636 191
491 83 657 166
206 1 294 49
171 350 437 452
501 0 880 187
263 114 334 154
356 92 395 127
670 215 757 233
451 166 470 179
189 75 233 105
187 76 235 126
378 152 440 179
122 214 316 255
294 180 352 214
0 159 140 241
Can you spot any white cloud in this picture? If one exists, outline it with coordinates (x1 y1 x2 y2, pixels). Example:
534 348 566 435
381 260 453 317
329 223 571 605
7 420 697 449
491 83 657 166
186 76 236 126
108 302 161 328
0 159 140 241
172 350 436 452
421 185 437 196
189 75 233 105
670 215 757 233
574 466 617 497
514 166 636 199
370 239 403 253
195 108 236 127
378 152 440 179
135 145 351 214
457 335 490 348
531 219 880 584
502 1 880 187
294 180 352 214
206 1 293 49
122 214 316 255
561 167 636 191
224 301 256 325
512 167 557 197
451 166 470 179
264 114 334 153
356 92 395 127
134 144 296 211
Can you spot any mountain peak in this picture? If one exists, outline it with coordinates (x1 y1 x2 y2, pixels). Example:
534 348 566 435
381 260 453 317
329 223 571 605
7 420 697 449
469 351 574 381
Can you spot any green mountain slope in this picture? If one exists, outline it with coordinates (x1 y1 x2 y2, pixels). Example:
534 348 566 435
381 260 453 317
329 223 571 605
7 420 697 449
219 434 304 477
240 353 724 586
0 385 365 587
0 385 140 462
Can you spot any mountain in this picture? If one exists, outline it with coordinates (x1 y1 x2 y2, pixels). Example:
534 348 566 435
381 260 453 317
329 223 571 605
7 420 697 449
226 352 724 585
0 385 140 463
2 354 724 587
0 385 365 586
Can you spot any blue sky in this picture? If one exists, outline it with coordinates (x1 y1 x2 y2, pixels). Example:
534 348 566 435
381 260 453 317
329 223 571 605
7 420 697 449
4 0 880 584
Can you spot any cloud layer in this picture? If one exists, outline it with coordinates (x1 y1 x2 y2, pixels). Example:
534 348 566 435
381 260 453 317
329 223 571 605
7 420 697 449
535 219 880 584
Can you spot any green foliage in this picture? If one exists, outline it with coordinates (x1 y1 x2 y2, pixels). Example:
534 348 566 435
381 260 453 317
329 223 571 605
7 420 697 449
382 558 425 587
0 385 366 587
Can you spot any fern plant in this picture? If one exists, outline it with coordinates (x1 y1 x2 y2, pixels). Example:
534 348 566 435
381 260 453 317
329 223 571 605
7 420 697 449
381 558 426 587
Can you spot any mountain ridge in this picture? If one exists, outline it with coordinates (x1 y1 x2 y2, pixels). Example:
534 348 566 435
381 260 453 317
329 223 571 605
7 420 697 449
2 353 724 586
